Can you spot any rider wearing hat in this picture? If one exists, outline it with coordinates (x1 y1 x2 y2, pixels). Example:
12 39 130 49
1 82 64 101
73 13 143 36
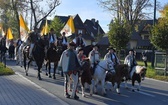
88 44 100 74
104 46 115 64
77 48 86 64
124 49 137 78
58 41 81 100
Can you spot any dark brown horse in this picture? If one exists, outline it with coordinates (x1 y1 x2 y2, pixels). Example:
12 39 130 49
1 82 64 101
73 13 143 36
105 64 129 94
45 44 62 79
23 35 48 80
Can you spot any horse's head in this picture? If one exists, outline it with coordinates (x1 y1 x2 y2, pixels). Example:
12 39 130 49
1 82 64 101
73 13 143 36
140 66 147 78
106 59 115 75
81 58 91 71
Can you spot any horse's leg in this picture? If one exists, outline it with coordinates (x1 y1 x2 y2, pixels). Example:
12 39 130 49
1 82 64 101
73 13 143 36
131 79 135 92
137 75 141 91
70 73 79 99
101 79 106 96
124 80 128 89
61 69 64 77
93 79 98 94
23 53 27 74
53 62 57 79
81 77 86 97
26 59 32 76
48 61 52 78
45 61 48 76
116 81 121 94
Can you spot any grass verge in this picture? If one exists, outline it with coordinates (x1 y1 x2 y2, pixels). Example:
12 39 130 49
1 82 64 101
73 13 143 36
0 63 15 76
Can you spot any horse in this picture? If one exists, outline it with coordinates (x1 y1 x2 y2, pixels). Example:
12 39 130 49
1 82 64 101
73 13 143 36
79 58 93 97
15 43 26 67
124 65 147 92
105 64 129 94
45 44 62 79
92 59 115 95
23 36 48 80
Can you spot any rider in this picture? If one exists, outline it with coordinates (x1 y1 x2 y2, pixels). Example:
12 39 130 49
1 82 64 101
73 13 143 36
124 49 137 78
60 32 68 51
77 48 86 64
58 41 81 100
75 33 85 48
48 28 57 48
104 46 115 66
29 28 40 58
88 44 100 74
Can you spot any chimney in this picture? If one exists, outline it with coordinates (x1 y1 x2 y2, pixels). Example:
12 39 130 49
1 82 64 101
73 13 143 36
91 18 95 25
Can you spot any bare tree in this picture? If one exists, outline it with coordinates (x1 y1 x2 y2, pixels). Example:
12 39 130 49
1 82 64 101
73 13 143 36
27 0 61 29
98 0 153 30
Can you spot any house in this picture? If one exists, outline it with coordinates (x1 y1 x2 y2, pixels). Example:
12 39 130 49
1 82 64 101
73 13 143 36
84 18 105 40
39 14 105 46
97 20 154 59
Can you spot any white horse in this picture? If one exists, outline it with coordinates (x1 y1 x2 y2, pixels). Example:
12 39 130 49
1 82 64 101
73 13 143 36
15 43 26 67
124 65 147 91
92 59 115 95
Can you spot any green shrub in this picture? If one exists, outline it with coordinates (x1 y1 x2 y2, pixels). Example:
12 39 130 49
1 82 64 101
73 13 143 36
0 63 15 76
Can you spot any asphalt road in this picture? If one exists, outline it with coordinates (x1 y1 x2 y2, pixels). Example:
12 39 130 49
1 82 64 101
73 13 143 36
6 60 168 105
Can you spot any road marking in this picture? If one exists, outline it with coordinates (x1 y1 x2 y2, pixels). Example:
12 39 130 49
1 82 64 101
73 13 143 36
136 90 155 97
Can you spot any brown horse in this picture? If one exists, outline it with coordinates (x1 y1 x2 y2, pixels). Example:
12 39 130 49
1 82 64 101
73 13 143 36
79 58 93 97
105 64 129 94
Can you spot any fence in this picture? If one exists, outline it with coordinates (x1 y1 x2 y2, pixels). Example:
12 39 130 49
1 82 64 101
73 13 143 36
155 51 168 76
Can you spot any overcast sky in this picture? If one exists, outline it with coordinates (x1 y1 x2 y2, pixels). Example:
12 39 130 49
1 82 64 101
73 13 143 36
47 0 168 33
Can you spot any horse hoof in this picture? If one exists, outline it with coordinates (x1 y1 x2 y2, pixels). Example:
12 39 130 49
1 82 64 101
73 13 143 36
53 77 56 79
49 75 52 78
137 89 140 91
26 73 28 76
39 78 42 80
95 92 98 94
82 94 85 97
132 89 135 92
46 73 48 76
117 92 121 94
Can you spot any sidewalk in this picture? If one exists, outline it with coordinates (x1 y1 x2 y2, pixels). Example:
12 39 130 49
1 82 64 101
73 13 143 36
0 73 68 105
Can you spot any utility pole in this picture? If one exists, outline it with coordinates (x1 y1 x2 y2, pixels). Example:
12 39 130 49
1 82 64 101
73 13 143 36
151 0 156 68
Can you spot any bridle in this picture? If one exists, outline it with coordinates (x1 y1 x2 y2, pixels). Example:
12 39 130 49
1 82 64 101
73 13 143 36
97 62 115 72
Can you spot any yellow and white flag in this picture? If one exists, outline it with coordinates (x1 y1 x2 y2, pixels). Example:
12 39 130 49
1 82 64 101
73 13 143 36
6 28 13 48
1 28 5 37
60 16 75 37
20 14 29 42
41 19 48 36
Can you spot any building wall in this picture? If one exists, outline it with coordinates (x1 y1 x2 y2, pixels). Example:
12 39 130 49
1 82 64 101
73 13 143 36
129 40 137 49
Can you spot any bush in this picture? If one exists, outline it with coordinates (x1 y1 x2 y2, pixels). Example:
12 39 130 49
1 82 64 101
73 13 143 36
0 63 15 76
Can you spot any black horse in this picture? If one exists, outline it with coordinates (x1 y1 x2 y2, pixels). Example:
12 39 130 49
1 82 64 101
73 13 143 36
45 43 62 79
23 35 48 80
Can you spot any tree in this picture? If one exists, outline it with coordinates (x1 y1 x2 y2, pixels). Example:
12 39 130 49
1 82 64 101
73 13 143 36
98 0 153 31
150 4 168 74
108 19 130 51
28 0 61 29
48 17 64 37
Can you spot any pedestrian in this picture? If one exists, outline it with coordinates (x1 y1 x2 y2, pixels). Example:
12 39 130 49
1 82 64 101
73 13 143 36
58 41 81 100
142 50 148 67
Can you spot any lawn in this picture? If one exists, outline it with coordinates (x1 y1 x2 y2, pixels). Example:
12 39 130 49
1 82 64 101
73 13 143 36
137 61 168 82
0 63 15 76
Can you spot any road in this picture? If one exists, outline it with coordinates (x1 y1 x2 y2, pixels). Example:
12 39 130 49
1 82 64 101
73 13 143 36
6 60 168 105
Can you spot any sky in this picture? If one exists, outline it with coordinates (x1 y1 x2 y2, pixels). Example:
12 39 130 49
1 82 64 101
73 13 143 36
48 0 168 33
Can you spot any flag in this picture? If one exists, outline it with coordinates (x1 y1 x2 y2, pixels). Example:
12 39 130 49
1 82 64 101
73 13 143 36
6 28 13 40
6 28 13 49
20 14 29 42
60 16 75 37
41 19 48 36
1 28 5 37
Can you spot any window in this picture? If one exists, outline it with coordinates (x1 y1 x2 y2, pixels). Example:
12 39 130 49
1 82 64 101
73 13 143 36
78 30 83 34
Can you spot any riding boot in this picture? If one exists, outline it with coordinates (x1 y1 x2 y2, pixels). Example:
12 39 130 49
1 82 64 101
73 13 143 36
74 93 79 100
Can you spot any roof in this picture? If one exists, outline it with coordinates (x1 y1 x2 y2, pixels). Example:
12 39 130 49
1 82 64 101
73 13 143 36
97 36 110 45
84 19 105 37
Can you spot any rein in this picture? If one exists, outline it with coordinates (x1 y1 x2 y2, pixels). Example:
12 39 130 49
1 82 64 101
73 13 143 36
97 63 114 72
